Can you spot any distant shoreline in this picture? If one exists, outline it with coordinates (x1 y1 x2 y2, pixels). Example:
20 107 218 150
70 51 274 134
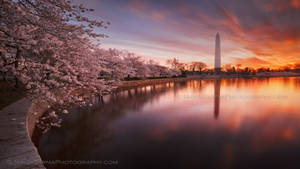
189 72 300 79
118 72 300 90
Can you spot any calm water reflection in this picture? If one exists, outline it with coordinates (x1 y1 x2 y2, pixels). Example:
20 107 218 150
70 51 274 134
39 77 300 169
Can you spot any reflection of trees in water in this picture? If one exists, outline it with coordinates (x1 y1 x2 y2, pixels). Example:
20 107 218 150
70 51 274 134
293 77 300 89
286 77 300 89
112 83 177 111
221 77 300 91
38 82 181 168
212 77 300 120
221 77 300 89
222 78 268 88
172 81 188 97
181 79 221 119
182 80 216 96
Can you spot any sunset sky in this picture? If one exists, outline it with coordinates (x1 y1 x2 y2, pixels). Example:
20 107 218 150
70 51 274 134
75 0 300 68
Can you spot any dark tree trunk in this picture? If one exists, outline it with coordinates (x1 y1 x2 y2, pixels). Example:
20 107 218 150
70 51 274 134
14 48 21 88
98 95 104 104
1 71 6 81
0 52 7 81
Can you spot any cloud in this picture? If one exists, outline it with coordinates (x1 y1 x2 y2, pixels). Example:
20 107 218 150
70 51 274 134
234 57 270 68
212 0 300 67
127 0 170 22
93 0 300 68
290 0 300 9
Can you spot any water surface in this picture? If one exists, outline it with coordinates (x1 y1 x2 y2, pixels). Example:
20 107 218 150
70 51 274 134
38 77 300 169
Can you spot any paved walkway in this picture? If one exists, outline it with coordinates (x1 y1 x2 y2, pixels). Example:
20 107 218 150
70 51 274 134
0 98 45 169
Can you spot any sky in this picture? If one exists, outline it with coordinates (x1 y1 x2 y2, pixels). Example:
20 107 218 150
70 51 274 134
74 0 300 68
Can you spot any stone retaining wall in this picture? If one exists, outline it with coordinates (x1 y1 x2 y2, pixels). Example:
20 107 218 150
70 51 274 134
0 98 46 169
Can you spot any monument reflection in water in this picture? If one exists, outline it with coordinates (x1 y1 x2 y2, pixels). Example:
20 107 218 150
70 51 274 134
39 77 300 169
214 79 221 119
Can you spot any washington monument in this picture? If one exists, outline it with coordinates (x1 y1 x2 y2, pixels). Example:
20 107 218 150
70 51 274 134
215 33 221 73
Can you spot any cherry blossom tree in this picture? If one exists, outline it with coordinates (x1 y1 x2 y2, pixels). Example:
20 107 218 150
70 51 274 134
122 53 150 78
0 0 181 131
0 0 112 108
146 59 180 78
93 49 141 79
0 0 180 114
95 49 180 79
166 58 181 70
189 62 207 73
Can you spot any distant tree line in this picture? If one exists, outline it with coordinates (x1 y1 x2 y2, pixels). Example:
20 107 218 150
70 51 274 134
166 58 300 76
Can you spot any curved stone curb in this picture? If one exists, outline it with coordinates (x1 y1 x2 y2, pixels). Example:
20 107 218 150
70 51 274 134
0 98 46 169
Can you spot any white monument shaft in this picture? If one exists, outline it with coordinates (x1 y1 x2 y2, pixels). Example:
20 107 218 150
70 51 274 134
215 33 221 71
